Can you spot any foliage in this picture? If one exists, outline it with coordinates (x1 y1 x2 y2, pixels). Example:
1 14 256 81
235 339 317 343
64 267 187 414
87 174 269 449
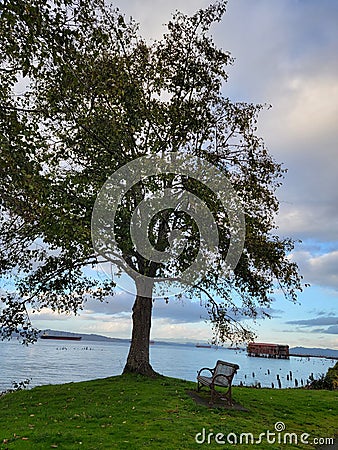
325 361 338 390
308 362 338 390
0 375 337 449
0 378 31 397
0 0 303 353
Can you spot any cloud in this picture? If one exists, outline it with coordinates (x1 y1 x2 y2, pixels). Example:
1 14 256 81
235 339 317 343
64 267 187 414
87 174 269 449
30 309 71 321
215 0 338 247
84 294 209 324
260 73 338 244
276 204 338 242
287 316 338 327
324 325 338 335
286 316 338 335
154 298 207 323
83 291 282 325
308 309 337 317
306 326 338 335
280 75 338 142
84 291 134 315
290 250 338 290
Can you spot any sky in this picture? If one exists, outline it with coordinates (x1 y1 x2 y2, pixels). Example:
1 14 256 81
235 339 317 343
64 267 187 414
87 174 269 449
31 0 338 349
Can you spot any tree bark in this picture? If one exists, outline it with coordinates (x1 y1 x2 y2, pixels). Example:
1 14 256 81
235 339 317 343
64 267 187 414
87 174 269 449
123 278 158 377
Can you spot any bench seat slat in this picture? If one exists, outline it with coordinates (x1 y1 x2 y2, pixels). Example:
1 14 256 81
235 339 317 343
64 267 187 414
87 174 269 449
197 375 230 387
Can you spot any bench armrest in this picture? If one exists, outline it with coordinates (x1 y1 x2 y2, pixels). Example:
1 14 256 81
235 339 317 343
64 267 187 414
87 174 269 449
197 367 214 377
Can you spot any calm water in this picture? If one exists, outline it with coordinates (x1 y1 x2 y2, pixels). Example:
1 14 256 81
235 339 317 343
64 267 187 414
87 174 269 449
0 340 335 392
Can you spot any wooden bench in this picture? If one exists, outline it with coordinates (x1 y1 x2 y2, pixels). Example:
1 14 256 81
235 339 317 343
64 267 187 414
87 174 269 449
197 360 239 404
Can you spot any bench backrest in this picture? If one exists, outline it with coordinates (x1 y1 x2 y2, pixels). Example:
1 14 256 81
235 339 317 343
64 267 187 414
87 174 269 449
214 360 239 386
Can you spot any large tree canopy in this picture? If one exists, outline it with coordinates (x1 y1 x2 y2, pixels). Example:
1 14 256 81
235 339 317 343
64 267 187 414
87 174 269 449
0 0 303 375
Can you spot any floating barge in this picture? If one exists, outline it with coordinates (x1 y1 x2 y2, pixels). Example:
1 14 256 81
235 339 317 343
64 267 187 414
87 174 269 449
40 334 82 341
247 342 289 359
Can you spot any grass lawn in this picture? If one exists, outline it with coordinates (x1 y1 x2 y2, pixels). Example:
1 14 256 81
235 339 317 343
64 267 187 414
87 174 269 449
0 374 336 449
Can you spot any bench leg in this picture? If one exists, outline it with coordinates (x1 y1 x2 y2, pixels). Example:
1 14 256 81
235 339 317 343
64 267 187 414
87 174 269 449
210 386 234 406
228 386 232 405
220 386 232 405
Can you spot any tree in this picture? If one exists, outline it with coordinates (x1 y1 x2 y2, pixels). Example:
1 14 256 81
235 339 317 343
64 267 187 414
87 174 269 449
0 0 303 376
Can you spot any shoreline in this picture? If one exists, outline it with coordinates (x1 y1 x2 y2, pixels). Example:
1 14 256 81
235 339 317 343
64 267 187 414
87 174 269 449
289 353 338 360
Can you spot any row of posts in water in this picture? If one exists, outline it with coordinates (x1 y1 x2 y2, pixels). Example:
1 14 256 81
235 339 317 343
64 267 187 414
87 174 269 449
56 347 94 351
238 370 315 389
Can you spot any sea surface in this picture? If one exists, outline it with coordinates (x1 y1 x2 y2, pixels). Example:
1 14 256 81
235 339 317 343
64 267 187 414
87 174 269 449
0 340 335 393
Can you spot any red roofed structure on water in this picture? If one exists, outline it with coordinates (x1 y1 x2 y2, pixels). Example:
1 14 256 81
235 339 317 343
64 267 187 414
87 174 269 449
247 342 289 359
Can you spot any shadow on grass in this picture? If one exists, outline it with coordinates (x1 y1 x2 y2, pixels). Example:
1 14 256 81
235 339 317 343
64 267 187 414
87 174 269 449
186 389 249 411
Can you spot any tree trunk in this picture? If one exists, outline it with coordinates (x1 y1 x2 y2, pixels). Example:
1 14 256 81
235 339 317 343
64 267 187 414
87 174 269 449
123 278 158 377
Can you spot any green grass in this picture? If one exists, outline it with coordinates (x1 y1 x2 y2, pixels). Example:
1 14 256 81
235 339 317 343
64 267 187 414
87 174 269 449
0 375 336 449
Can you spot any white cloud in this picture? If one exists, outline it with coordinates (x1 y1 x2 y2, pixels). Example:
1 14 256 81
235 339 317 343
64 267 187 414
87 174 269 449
29 308 71 321
151 318 211 341
283 75 338 141
82 318 132 336
290 249 338 290
276 203 338 242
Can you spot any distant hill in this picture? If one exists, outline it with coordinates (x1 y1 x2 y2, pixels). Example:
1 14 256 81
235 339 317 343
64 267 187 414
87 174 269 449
290 347 338 359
